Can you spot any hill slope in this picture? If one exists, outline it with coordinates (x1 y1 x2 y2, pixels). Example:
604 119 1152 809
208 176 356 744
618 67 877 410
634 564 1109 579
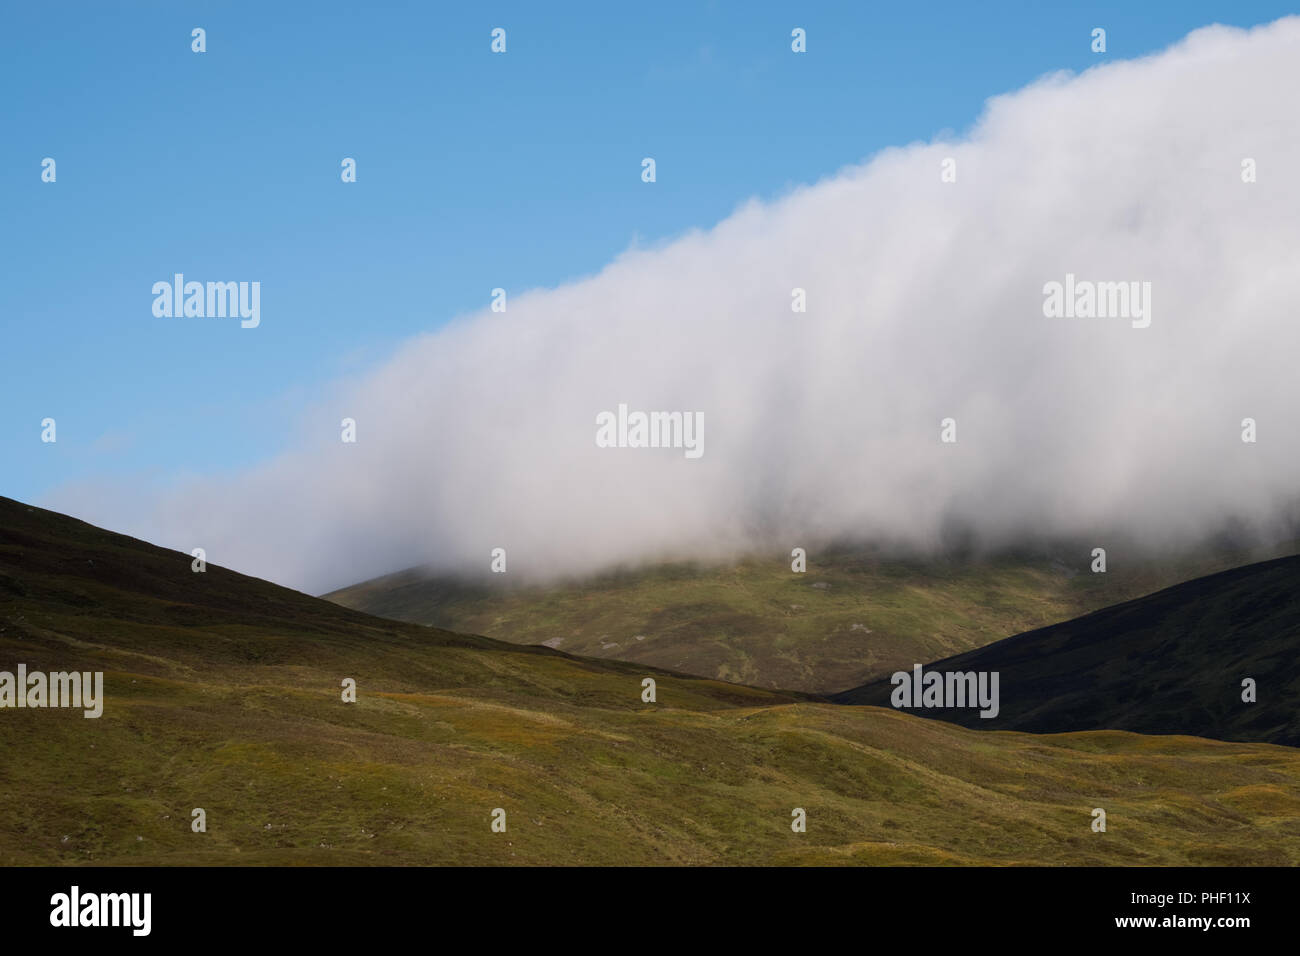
835 555 1300 746
324 546 1280 693
3 497 1299 866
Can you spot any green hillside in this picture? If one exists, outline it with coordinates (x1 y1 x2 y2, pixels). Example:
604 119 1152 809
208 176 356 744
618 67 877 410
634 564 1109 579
3 497 1299 866
324 544 1282 693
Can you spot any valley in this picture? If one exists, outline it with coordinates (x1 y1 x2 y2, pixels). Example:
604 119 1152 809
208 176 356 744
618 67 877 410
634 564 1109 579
2 497 1298 866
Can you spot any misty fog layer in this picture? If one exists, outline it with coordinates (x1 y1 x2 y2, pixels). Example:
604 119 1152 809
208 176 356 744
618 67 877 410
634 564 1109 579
48 19 1300 593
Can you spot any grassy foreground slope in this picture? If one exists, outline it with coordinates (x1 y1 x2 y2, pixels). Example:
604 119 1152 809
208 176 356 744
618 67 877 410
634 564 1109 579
3 497 1300 866
324 546 1279 693
836 554 1300 746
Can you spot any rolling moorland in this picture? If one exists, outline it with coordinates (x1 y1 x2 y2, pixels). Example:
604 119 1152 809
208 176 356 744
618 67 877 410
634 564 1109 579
2 495 1300 866
324 541 1294 693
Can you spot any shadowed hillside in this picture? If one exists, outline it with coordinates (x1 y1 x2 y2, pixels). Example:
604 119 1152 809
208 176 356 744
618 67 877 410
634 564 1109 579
835 555 1300 746
4 496 1300 866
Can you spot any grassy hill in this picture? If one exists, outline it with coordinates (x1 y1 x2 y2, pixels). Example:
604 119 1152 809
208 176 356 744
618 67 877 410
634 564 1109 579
3 496 1300 866
323 544 1283 693
835 554 1300 746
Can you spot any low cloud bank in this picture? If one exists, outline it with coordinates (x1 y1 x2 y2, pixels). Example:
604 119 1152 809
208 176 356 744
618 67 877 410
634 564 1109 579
50 19 1300 592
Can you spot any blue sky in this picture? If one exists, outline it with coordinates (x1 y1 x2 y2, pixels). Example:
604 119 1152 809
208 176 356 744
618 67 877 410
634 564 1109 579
3 0 1294 510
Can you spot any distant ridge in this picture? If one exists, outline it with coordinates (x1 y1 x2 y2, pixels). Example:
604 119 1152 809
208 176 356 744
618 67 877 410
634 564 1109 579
323 543 1274 693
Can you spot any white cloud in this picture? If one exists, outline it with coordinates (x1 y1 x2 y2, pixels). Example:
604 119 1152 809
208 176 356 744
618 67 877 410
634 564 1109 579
47 18 1300 592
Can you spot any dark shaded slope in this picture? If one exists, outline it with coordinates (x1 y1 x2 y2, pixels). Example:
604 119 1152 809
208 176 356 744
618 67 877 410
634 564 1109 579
833 554 1300 745
0 495 804 709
